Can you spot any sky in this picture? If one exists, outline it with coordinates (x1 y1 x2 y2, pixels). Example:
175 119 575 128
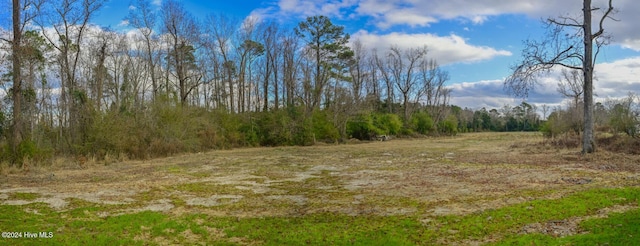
11 0 640 111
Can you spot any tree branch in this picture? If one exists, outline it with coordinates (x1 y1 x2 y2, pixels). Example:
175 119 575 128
548 17 582 28
593 0 615 38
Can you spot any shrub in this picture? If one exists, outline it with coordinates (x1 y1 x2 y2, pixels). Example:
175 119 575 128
0 139 51 166
254 110 293 146
540 111 572 138
312 110 340 143
347 114 382 140
439 115 458 136
411 112 434 134
374 113 402 135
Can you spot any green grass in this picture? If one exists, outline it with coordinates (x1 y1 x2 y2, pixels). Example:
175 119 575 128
427 188 640 243
210 213 423 245
8 192 41 201
1 187 638 245
494 208 640 245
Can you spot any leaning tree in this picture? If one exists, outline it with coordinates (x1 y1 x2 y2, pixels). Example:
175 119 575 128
505 0 615 153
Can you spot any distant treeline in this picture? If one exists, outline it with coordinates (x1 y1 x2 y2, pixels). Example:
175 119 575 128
2 0 637 165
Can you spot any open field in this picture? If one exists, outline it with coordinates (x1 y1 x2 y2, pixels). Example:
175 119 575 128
1 132 639 245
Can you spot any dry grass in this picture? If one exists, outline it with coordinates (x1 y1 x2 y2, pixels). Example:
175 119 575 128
1 132 638 219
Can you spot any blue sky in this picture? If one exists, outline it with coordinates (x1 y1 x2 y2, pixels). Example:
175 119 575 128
42 0 640 109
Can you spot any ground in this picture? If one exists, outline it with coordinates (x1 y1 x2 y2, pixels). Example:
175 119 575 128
1 132 639 245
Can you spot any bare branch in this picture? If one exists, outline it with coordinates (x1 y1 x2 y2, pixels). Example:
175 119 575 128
547 17 582 28
505 11 591 98
557 69 584 99
593 0 616 38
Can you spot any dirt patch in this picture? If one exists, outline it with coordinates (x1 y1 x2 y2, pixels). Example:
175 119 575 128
521 204 639 237
185 195 244 207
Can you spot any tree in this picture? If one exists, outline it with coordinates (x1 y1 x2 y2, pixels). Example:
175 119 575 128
348 39 368 104
387 46 427 124
204 13 237 111
557 69 584 134
160 0 200 106
420 59 450 126
373 50 395 114
608 93 638 137
35 0 107 150
127 0 159 100
281 30 300 108
2 0 46 163
10 0 23 163
257 23 275 111
21 31 51 141
504 0 615 153
295 15 353 114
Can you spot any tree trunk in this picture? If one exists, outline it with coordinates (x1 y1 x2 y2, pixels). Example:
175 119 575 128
582 0 595 153
146 37 158 101
263 57 270 112
11 0 23 163
403 93 410 124
95 42 107 110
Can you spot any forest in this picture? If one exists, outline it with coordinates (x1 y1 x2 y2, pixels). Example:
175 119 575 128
1 0 638 165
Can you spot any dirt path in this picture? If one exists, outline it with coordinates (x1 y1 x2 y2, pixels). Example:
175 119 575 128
1 132 639 218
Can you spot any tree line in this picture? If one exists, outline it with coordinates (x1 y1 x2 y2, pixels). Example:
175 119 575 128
0 0 458 164
0 0 635 165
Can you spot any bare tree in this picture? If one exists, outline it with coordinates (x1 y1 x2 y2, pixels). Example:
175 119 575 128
373 50 394 114
557 69 585 133
281 30 300 108
236 19 263 112
420 59 451 125
35 0 106 149
557 69 584 108
387 45 427 123
127 0 159 101
505 0 615 153
364 50 381 109
160 0 200 106
348 39 368 104
541 104 550 120
204 13 239 112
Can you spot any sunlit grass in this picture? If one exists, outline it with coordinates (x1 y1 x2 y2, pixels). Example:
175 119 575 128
1 187 638 245
2 133 639 244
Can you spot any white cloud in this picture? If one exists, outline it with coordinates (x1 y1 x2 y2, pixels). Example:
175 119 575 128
152 0 162 7
449 56 640 110
353 30 512 65
376 9 437 29
255 0 640 50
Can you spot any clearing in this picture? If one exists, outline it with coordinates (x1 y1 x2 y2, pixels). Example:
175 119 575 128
1 132 639 245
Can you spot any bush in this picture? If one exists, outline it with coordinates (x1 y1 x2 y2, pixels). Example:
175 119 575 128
347 114 383 140
609 106 638 137
254 110 293 146
374 113 403 135
312 110 340 143
540 111 572 138
439 115 458 136
0 139 52 166
411 112 434 134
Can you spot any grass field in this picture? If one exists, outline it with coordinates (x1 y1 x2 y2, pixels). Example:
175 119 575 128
1 132 639 245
